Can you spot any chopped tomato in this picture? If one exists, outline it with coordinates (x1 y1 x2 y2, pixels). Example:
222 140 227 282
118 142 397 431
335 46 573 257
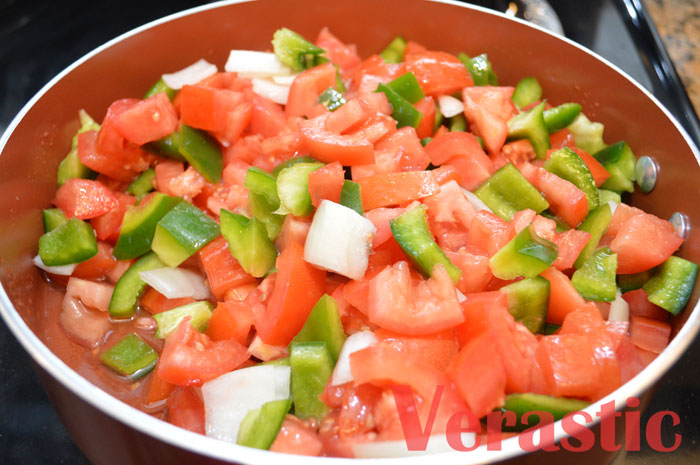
154 160 185 196
629 316 671 354
54 178 119 220
550 129 575 149
271 415 324 456
139 287 195 315
404 51 473 96
444 248 492 294
112 92 178 145
300 114 375 166
275 215 312 253
307 161 345 208
364 206 406 249
447 332 506 418
611 212 683 274
357 170 439 210
502 139 535 166
145 364 174 406
536 333 602 399
72 242 118 280
414 97 437 139
351 54 402 95
424 131 491 170
569 147 610 187
315 27 361 77
375 126 430 171
623 289 669 321
605 202 644 237
462 89 508 155
430 164 462 185
256 241 326 345
375 328 460 373
167 386 205 434
423 180 477 250
540 267 592 325
91 192 136 241
198 236 256 299
159 318 249 386
286 62 338 118
205 300 254 345
368 262 464 335
463 86 517 122
551 228 591 270
467 210 514 256
250 94 286 137
403 40 428 56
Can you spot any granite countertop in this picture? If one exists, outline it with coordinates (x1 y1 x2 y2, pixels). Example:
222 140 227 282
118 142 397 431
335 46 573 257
645 0 700 110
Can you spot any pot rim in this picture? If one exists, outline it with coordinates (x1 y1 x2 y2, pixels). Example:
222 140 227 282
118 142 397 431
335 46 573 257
1 0 699 463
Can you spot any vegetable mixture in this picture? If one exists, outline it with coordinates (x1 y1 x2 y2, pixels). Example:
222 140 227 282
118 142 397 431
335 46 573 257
35 27 697 457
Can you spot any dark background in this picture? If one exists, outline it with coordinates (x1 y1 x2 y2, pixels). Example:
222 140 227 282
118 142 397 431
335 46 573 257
0 1 698 464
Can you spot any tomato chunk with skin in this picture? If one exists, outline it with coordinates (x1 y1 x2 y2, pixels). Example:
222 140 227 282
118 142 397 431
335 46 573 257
205 300 254 345
287 62 338 118
374 328 460 373
315 27 361 77
536 333 602 400
158 318 250 386
300 114 375 166
308 161 345 208
368 262 464 336
91 192 136 241
630 316 671 354
357 171 439 210
140 287 195 315
611 212 683 274
256 241 326 345
250 94 286 138
198 236 256 300
445 249 492 294
404 51 473 96
462 90 508 155
540 267 593 325
167 386 205 434
467 210 514 257
447 332 506 418
112 92 178 145
54 178 119 220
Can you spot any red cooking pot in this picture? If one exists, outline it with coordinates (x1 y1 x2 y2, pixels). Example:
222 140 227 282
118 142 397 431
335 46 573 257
0 0 698 464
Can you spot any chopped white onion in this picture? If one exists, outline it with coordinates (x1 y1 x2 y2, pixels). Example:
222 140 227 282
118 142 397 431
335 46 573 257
438 95 465 118
251 78 291 105
202 365 291 443
461 188 492 213
272 74 298 85
33 255 77 276
225 50 293 78
304 200 377 280
66 277 114 313
138 267 211 300
162 59 217 90
248 334 288 361
331 331 377 386
352 432 477 458
608 291 629 322
608 200 619 215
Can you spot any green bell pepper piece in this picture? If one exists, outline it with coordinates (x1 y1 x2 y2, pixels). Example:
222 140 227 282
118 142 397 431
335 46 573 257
593 141 637 194
390 204 462 284
449 114 467 132
237 398 292 450
643 256 698 315
598 189 621 205
109 252 165 318
571 247 618 301
380 36 407 63
220 209 277 278
56 109 99 186
543 103 582 133
502 393 589 432
145 131 186 161
151 201 219 267
544 147 599 211
126 168 155 198
501 277 550 334
474 163 549 221
144 78 177 100
292 294 346 361
271 156 319 176
376 83 423 129
319 86 346 111
543 323 560 335
153 301 214 339
339 180 363 216
290 342 334 420
42 208 68 233
511 76 542 109
567 113 606 155
272 28 326 72
245 167 285 240
490 224 558 280
574 203 612 269
38 218 97 266
100 333 158 379
386 72 425 104
458 53 498 86
178 124 222 184
276 162 324 216
507 101 550 159
617 270 654 293
114 193 181 260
